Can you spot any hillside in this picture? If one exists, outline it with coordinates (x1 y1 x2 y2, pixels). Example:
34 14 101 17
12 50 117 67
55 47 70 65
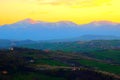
0 48 120 80
19 40 120 64
20 40 120 52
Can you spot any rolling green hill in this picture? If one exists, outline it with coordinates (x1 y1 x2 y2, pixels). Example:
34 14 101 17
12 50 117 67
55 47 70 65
20 40 120 52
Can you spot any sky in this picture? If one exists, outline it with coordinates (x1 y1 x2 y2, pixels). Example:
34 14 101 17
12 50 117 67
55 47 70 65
0 0 120 25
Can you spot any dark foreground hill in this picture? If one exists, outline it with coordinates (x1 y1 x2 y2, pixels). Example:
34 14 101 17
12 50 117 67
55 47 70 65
0 48 120 80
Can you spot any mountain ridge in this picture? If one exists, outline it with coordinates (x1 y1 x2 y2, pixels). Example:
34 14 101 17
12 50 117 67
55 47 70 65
1 19 120 26
0 19 120 40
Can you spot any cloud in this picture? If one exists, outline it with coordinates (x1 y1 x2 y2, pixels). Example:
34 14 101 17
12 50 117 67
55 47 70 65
16 0 112 7
34 0 73 5
34 0 112 7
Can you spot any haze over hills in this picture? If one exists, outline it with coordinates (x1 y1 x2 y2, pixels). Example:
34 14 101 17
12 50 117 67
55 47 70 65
0 19 120 41
0 20 120 80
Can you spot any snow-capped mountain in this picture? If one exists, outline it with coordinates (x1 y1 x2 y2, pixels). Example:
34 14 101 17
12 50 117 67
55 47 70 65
0 19 120 40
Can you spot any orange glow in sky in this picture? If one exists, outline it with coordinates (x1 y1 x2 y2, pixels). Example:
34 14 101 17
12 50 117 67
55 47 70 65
0 0 120 25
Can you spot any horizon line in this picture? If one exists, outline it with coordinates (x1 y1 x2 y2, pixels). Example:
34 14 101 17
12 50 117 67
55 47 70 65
0 18 120 26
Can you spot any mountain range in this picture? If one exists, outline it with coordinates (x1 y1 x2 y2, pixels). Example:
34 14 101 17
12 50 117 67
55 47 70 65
0 19 120 41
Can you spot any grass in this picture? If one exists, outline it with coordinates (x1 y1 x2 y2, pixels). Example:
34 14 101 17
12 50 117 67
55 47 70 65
13 72 65 80
76 59 120 75
35 59 68 66
91 50 120 63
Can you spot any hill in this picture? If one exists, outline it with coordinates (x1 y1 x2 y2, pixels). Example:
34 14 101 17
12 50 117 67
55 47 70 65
0 48 120 80
20 40 120 52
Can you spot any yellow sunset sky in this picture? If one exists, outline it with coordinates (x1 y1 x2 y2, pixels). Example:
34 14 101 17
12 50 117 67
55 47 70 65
0 0 120 25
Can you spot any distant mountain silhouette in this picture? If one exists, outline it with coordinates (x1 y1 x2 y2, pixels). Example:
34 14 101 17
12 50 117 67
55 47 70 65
0 19 120 40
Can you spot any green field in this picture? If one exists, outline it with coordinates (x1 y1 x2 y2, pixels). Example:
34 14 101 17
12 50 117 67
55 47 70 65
35 59 68 66
13 72 65 80
90 50 120 63
76 59 120 75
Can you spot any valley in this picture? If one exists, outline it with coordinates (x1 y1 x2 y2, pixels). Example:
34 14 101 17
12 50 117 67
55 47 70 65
0 19 120 80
